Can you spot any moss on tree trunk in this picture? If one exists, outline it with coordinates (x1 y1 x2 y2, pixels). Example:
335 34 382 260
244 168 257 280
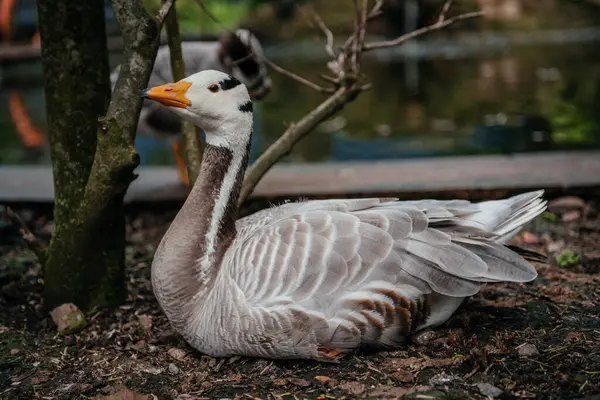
38 0 171 311
37 0 119 309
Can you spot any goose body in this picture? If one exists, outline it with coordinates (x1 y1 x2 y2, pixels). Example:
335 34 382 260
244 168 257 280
144 70 546 362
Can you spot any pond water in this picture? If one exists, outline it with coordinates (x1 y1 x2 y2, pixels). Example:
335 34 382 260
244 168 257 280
2 28 600 167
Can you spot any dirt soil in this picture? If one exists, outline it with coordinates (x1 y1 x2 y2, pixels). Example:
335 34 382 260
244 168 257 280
0 195 599 400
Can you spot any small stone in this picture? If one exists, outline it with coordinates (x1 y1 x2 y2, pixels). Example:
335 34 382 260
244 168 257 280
475 382 502 398
411 329 438 346
50 303 86 335
521 231 539 244
10 348 19 355
315 375 331 384
429 372 460 385
167 347 187 361
518 343 539 357
168 363 180 375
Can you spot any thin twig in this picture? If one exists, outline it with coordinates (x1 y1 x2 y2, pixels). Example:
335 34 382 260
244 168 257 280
364 10 483 51
156 0 174 24
351 0 369 74
3 206 46 263
319 74 339 84
263 57 334 93
306 6 336 60
238 85 365 204
439 0 454 22
195 0 333 93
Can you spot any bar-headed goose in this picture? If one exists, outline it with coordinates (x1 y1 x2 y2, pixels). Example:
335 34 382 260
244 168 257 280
111 29 271 185
143 70 546 362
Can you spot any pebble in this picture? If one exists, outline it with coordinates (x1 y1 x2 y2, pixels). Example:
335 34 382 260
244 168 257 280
429 372 460 385
167 347 187 361
168 363 180 375
411 329 438 346
518 343 539 357
475 382 503 398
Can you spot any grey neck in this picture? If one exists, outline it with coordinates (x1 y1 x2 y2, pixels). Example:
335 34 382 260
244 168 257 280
151 130 251 329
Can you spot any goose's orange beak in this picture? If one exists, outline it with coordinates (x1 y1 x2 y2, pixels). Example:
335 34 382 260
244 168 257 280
142 81 192 108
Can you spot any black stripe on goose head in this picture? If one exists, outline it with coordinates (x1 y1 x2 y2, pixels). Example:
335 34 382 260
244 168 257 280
219 75 242 90
217 30 260 78
239 101 253 113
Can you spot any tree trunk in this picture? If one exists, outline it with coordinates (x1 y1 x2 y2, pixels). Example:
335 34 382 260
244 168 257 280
37 0 118 309
38 0 170 311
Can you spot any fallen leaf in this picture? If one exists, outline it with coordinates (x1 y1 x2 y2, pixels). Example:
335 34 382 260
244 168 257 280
92 387 151 400
50 303 86 335
137 314 152 335
288 377 310 387
339 381 365 395
272 378 288 386
390 369 415 383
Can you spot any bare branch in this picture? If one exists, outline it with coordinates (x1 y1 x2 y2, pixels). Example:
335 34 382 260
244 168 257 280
239 85 365 204
156 0 174 24
351 0 369 74
164 0 203 185
364 10 483 51
439 0 453 22
319 74 339 84
263 57 334 93
3 206 46 263
306 6 336 60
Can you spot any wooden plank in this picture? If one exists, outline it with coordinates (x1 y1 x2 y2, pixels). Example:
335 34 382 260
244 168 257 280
1 151 599 204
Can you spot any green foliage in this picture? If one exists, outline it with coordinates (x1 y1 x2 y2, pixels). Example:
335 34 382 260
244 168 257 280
556 249 580 268
144 0 250 34
541 211 559 222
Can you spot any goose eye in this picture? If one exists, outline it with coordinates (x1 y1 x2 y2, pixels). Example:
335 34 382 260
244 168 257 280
208 84 220 93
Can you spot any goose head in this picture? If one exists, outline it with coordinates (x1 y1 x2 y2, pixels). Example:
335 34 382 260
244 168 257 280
143 70 253 147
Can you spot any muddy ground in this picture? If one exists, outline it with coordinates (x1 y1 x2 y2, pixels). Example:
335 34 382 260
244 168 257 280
0 194 599 399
